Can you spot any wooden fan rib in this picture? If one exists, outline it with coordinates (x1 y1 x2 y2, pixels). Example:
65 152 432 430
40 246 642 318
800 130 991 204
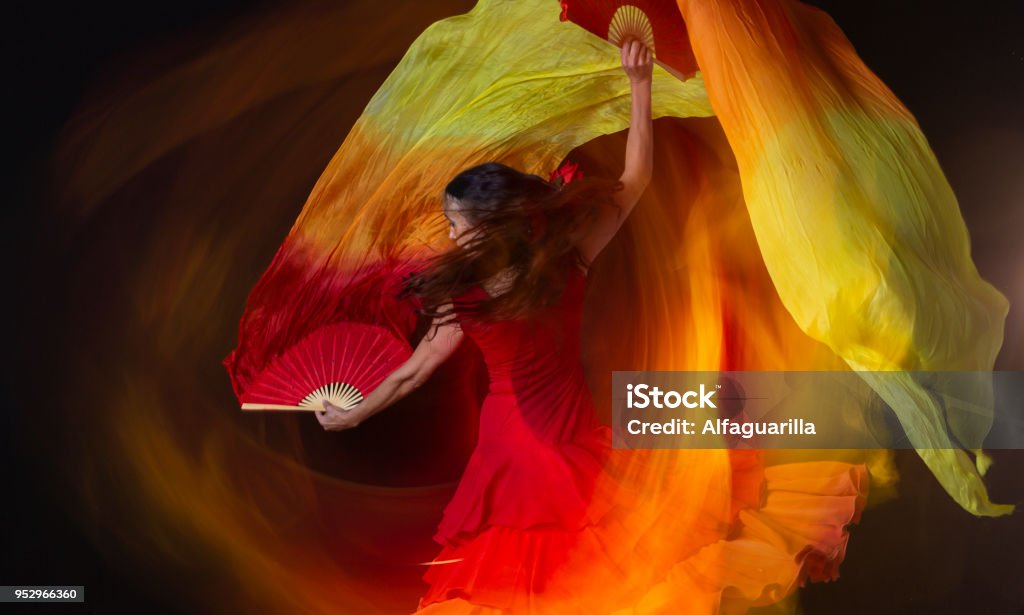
242 403 316 411
338 384 362 409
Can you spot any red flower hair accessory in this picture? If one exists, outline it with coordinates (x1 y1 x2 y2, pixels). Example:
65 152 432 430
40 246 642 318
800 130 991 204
532 160 583 239
548 160 583 189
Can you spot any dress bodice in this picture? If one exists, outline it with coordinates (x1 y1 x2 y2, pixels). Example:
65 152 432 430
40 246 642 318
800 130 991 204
449 261 598 449
453 263 589 403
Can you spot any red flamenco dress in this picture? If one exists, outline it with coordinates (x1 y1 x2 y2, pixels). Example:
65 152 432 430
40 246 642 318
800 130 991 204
415 261 869 615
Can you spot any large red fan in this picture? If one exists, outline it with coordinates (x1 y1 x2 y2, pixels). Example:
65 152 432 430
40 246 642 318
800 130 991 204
240 321 413 412
558 0 698 81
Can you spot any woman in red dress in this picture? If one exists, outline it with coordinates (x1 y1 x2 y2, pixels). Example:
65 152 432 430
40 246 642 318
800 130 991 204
314 38 866 615
316 38 653 612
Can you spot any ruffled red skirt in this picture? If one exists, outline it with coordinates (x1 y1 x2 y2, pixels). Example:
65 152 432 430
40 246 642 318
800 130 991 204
415 424 868 614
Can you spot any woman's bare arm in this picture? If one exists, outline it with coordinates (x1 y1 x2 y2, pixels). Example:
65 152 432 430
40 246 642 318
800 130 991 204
316 307 463 431
575 39 654 266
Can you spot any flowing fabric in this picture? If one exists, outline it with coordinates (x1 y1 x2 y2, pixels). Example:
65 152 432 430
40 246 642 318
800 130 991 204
673 0 1011 518
222 0 1013 611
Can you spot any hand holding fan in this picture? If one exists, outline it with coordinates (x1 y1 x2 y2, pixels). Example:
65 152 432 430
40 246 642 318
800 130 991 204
240 321 412 412
558 0 698 81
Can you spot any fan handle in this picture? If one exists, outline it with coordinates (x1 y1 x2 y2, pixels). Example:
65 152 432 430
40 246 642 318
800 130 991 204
241 403 330 412
652 58 694 82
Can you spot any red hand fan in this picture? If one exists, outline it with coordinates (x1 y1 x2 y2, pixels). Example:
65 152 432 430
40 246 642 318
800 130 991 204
240 321 413 412
558 0 698 81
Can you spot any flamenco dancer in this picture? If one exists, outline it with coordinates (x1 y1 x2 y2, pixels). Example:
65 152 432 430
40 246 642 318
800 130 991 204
315 39 652 613
312 39 867 615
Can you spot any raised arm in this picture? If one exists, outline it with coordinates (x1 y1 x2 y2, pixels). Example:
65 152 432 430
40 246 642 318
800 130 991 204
575 39 654 266
316 307 464 431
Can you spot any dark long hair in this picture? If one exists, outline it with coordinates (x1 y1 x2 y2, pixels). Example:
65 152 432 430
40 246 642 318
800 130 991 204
400 162 624 330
